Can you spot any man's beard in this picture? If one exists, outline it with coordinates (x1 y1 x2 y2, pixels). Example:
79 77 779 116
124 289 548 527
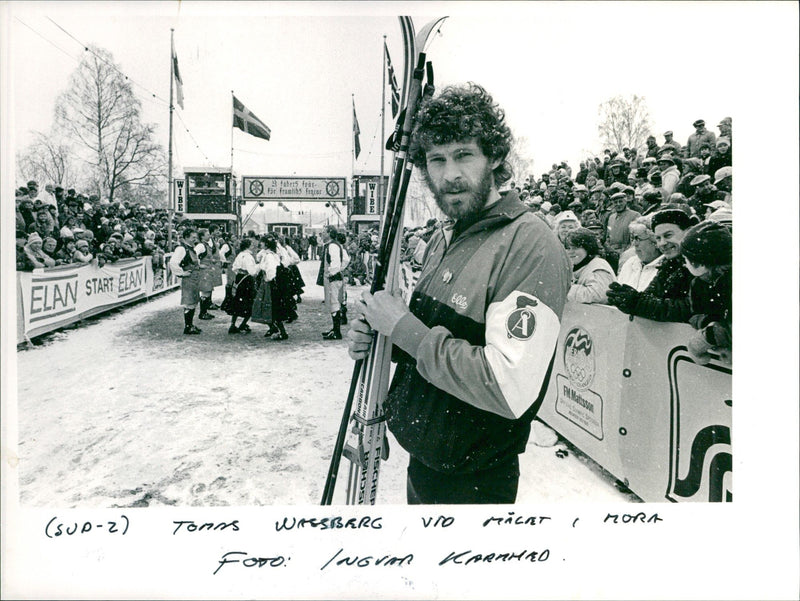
424 165 494 221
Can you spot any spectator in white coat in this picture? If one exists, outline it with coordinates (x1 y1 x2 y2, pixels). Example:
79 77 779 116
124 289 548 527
565 228 616 304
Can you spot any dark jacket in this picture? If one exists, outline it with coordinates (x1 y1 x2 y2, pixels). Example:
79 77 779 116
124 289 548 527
614 255 693 322
385 191 571 474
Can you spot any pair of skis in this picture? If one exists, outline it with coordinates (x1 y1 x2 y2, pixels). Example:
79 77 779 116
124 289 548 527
320 16 447 505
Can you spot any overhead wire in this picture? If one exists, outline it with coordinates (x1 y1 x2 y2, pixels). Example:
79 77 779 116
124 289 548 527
19 17 219 171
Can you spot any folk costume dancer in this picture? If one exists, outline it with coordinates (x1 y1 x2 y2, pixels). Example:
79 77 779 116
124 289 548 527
347 84 571 504
318 226 346 340
275 237 301 322
206 225 224 309
195 228 217 321
169 227 204 335
255 236 289 340
226 238 259 334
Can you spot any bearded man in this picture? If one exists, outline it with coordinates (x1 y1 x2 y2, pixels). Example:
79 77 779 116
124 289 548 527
347 84 570 504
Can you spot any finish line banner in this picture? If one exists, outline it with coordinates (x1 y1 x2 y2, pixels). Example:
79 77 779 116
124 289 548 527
537 302 732 503
17 256 179 342
242 176 346 201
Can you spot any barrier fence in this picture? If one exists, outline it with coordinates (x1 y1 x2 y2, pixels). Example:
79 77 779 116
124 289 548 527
16 255 180 344
17 260 731 502
537 302 732 503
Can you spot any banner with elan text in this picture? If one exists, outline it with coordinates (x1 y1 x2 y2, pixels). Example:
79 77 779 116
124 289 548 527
17 256 179 342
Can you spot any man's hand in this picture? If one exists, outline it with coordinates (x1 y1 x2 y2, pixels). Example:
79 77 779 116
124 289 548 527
360 290 410 337
346 314 374 361
606 282 639 312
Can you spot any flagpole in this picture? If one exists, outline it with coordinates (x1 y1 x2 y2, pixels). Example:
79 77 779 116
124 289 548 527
351 93 356 222
379 35 387 218
231 90 238 235
167 28 175 250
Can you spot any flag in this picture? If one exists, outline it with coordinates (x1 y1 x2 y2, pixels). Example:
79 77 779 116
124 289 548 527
385 41 400 118
233 95 271 141
172 39 184 109
352 98 361 159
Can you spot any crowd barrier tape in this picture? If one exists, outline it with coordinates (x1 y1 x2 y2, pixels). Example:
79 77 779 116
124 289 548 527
537 302 732 503
16 255 180 344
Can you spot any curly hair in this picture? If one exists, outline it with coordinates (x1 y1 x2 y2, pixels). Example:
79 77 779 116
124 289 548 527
409 83 514 186
565 228 602 258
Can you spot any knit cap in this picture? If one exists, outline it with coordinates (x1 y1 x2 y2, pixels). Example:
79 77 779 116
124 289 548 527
680 221 732 267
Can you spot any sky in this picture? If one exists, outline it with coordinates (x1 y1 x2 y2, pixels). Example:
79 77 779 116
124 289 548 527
6 1 789 181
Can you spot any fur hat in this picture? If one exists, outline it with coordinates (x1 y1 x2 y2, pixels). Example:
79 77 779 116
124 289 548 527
680 221 732 267
651 208 695 231
27 232 42 244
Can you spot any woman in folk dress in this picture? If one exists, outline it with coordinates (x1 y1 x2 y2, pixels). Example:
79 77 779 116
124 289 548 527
225 238 260 334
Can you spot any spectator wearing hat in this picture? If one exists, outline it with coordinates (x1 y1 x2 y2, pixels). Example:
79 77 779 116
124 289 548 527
707 137 732 176
553 210 582 246
605 191 641 255
616 218 664 292
698 142 713 173
688 174 725 215
657 155 681 198
30 204 57 241
539 201 555 228
575 162 589 185
645 135 660 159
606 208 696 323
21 232 56 271
25 180 42 205
604 156 629 188
681 221 732 365
55 238 77 265
713 166 732 203
676 157 705 197
73 239 94 264
638 189 665 217
662 131 681 155
686 119 716 159
702 199 730 219
717 117 732 144
564 228 616 304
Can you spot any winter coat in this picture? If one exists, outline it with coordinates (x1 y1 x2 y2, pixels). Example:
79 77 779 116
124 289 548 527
686 129 717 158
385 191 571 474
606 207 642 254
707 151 732 178
568 256 616 304
628 255 693 322
660 165 681 197
616 254 664 291
688 267 731 332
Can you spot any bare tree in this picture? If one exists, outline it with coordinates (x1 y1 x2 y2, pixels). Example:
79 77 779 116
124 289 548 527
16 131 75 188
506 135 534 186
597 95 653 155
405 170 443 227
54 45 165 204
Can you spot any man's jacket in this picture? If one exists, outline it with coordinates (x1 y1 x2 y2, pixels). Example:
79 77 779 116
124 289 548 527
385 191 571 474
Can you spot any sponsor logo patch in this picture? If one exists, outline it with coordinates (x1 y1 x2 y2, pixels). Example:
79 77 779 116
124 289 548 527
451 293 468 311
506 296 538 340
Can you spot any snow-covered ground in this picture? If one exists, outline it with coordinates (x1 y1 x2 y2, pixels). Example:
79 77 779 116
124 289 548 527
14 260 637 507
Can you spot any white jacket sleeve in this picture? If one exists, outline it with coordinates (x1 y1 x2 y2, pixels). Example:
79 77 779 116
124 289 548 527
169 246 188 276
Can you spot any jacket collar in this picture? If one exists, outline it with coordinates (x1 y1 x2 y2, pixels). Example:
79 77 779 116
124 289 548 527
443 190 527 244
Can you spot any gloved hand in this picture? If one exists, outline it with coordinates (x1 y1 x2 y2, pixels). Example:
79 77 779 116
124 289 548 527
687 331 714 365
606 282 639 313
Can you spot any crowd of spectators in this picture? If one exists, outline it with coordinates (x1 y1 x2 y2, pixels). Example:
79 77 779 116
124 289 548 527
16 116 732 362
15 182 177 271
397 116 733 363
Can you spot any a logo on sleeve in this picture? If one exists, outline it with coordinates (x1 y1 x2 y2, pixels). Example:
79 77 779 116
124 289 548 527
506 296 538 340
